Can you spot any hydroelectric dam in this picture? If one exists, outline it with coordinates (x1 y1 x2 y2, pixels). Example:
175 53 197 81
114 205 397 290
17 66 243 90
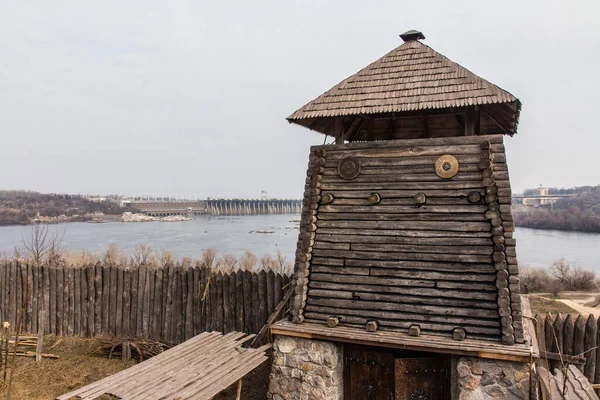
128 198 302 216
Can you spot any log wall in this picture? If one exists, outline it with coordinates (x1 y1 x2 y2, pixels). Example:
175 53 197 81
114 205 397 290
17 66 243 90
0 261 291 343
292 134 523 344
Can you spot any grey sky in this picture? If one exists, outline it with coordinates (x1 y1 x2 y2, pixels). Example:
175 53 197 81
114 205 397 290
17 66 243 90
1 1 599 198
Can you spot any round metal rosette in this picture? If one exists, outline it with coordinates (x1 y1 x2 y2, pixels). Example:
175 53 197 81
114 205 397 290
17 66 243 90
338 157 361 180
435 154 459 179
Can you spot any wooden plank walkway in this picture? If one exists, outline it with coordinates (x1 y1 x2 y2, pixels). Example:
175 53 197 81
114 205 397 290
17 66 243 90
538 365 600 400
57 332 271 400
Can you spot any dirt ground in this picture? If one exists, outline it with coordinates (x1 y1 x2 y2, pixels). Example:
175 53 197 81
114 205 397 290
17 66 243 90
3 335 136 400
214 360 272 400
1 335 271 400
526 292 600 316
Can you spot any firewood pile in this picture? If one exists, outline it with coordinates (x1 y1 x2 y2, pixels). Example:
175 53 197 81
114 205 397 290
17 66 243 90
99 338 171 362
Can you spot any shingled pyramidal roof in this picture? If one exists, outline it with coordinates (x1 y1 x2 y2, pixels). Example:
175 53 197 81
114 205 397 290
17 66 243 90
288 31 521 139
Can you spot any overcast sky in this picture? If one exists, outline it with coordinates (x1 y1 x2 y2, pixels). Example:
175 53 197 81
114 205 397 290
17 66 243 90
1 1 599 198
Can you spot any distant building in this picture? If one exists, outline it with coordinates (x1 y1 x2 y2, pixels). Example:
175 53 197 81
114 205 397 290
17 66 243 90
513 187 574 207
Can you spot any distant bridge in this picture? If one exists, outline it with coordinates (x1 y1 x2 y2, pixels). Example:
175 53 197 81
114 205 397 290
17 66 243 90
128 199 302 216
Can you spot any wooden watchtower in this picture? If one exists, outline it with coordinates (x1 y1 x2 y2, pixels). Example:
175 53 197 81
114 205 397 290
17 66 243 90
269 31 534 400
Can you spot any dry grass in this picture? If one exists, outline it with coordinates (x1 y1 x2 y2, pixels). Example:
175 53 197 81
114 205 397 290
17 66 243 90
527 295 581 316
4 335 135 400
2 335 270 400
2 242 293 275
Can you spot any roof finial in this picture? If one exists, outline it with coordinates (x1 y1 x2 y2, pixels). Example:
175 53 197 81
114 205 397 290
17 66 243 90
400 30 425 42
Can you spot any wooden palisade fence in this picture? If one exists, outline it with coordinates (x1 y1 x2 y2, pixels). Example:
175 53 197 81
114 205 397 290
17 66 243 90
536 313 600 393
0 261 291 344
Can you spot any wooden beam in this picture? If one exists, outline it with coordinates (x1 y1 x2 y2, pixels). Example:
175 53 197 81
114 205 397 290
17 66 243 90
474 105 480 136
464 106 475 136
271 321 536 363
455 115 464 131
334 118 344 144
367 118 375 141
345 118 366 142
481 106 513 135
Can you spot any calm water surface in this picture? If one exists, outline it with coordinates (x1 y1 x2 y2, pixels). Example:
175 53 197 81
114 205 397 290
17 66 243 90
0 216 598 272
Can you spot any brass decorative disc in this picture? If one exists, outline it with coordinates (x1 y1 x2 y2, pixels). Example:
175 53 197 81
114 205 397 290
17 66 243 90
435 155 459 179
338 157 361 180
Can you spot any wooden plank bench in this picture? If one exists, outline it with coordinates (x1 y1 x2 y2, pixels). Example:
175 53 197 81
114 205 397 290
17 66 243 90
57 332 271 400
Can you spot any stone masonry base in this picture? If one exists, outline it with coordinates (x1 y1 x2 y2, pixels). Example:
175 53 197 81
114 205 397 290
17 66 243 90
268 336 343 400
454 356 531 399
268 335 532 399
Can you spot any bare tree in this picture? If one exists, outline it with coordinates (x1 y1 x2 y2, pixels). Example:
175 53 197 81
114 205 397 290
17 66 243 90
261 254 276 272
21 223 65 266
130 245 155 266
239 251 257 272
200 249 217 270
219 253 237 273
550 258 572 289
159 249 176 266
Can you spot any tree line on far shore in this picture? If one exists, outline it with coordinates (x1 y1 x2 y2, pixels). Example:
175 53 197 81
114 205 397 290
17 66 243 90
0 190 123 225
513 185 600 233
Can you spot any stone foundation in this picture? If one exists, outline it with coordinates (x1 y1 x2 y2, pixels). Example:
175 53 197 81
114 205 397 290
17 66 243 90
268 336 343 400
454 357 532 399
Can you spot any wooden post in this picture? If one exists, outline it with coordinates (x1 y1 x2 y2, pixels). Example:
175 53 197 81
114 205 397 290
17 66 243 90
334 118 344 144
584 315 597 382
235 379 242 400
367 118 375 141
464 106 478 136
36 310 45 362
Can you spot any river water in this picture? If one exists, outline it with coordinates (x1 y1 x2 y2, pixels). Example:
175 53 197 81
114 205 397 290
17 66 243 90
0 215 598 272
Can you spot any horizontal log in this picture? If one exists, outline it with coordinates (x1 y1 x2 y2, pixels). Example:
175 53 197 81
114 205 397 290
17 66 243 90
304 312 501 336
367 267 496 282
315 233 493 247
311 266 370 276
343 259 496 274
307 289 497 309
322 163 505 177
321 172 484 184
324 154 483 168
323 189 485 199
327 197 476 206
310 264 496 282
312 242 350 251
349 243 493 256
318 204 488 214
309 257 344 266
308 280 498 303
310 272 496 292
306 297 499 319
326 144 504 160
310 272 435 288
320 181 486 191
316 220 491 232
316 212 487 222
304 304 500 331
316 227 492 238
311 249 492 264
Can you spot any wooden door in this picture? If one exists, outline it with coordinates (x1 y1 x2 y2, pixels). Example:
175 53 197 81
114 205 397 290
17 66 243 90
344 346 395 400
395 358 449 400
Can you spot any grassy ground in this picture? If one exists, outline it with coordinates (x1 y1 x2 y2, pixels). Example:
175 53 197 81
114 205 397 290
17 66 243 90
527 295 580 316
2 335 135 400
1 335 271 400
